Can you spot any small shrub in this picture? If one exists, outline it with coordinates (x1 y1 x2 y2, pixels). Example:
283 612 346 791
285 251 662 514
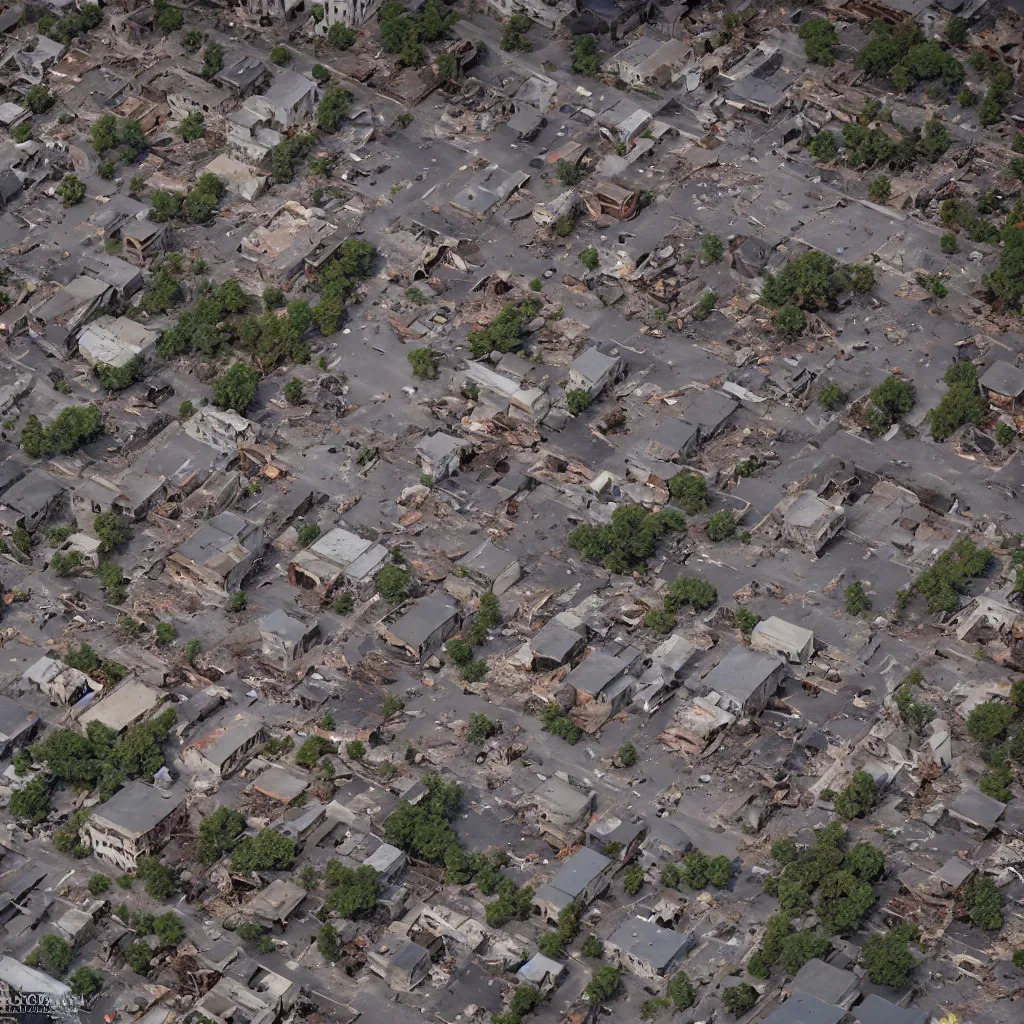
867 176 892 202
844 581 872 616
408 347 438 379
996 423 1016 446
566 388 592 415
940 232 959 254
818 382 844 411
722 983 758 1016
699 233 724 264
579 246 600 270
706 510 737 542
297 523 321 547
808 130 838 162
155 622 177 646
88 873 111 896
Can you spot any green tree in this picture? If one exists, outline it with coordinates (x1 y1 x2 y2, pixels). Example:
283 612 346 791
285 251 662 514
28 934 73 975
773 305 806 340
56 174 86 207
317 84 353 132
618 741 638 767
867 175 892 202
346 739 366 760
180 111 205 142
581 934 604 958
26 85 56 113
136 855 176 899
566 388 592 415
9 777 51 824
283 378 303 405
69 967 103 999
964 875 1004 930
579 246 600 270
572 33 601 76
375 564 410 603
88 873 111 895
556 159 581 186
667 971 696 1009
93 512 131 553
466 712 497 744
945 15 967 45
230 828 297 873
408 347 438 379
153 912 186 947
123 940 152 974
212 363 260 413
808 130 838 162
706 510 737 542
779 931 831 975
722 983 758 1016
91 113 119 154
198 806 247 865
318 922 341 960
382 773 463 864
862 926 917 986
329 23 356 48
322 863 378 917
296 735 333 769
700 233 724 263
585 966 622 1003
833 770 878 820
966 701 1013 747
799 18 838 64
623 863 645 895
668 472 709 514
201 41 224 79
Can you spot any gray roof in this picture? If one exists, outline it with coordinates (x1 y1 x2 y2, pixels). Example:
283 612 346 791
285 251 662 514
416 431 468 463
390 593 460 649
948 787 1006 827
0 694 38 741
540 846 611 900
700 646 784 703
263 68 316 106
785 491 837 528
607 916 690 970
186 711 266 767
566 650 626 697
217 55 268 92
391 936 430 973
980 359 1024 398
727 75 786 110
681 389 737 438
571 346 619 386
759 993 846 1024
258 608 313 644
854 995 928 1024
456 539 516 580
530 619 583 662
176 511 257 574
791 958 859 1005
648 417 699 454
90 780 186 837
3 470 65 515
517 952 566 985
